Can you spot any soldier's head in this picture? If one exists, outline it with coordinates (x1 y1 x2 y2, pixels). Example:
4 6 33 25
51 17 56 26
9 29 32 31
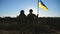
29 9 33 14
20 10 24 14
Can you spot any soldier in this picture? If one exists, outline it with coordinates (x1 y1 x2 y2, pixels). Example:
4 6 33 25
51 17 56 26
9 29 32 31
17 10 26 34
27 9 37 25
27 9 38 34
17 10 26 25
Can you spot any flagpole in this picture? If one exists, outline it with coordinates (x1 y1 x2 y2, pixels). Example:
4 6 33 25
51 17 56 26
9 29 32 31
37 0 39 17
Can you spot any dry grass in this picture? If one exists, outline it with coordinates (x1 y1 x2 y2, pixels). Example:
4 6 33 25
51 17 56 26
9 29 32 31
0 29 60 34
0 30 20 34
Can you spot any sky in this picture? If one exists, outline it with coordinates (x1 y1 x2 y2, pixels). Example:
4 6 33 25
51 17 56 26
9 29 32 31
0 0 60 17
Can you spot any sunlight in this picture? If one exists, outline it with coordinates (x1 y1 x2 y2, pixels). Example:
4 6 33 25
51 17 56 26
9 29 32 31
25 7 37 16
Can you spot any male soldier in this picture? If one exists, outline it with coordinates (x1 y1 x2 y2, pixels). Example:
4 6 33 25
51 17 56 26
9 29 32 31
17 10 26 34
27 9 37 24
17 10 26 25
27 9 38 34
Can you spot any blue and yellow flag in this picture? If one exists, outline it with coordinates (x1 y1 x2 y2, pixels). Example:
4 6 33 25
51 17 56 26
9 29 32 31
38 0 48 11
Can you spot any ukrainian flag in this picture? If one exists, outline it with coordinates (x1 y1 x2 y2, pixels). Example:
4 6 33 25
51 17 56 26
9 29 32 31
38 0 48 11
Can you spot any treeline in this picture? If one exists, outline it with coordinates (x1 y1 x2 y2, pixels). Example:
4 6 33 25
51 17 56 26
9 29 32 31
0 17 60 30
38 17 60 30
0 17 17 24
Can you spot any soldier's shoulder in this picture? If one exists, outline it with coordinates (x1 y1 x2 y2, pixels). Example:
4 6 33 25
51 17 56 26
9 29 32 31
27 14 30 16
32 14 36 16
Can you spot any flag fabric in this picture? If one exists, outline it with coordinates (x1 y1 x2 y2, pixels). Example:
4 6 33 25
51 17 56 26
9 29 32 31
38 0 48 11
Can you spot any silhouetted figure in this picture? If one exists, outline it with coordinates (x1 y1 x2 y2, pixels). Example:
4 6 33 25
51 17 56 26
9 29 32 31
27 9 37 24
27 9 42 34
27 9 38 34
17 10 27 33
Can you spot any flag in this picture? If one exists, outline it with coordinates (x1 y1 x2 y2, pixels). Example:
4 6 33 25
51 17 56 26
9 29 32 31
38 0 48 11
